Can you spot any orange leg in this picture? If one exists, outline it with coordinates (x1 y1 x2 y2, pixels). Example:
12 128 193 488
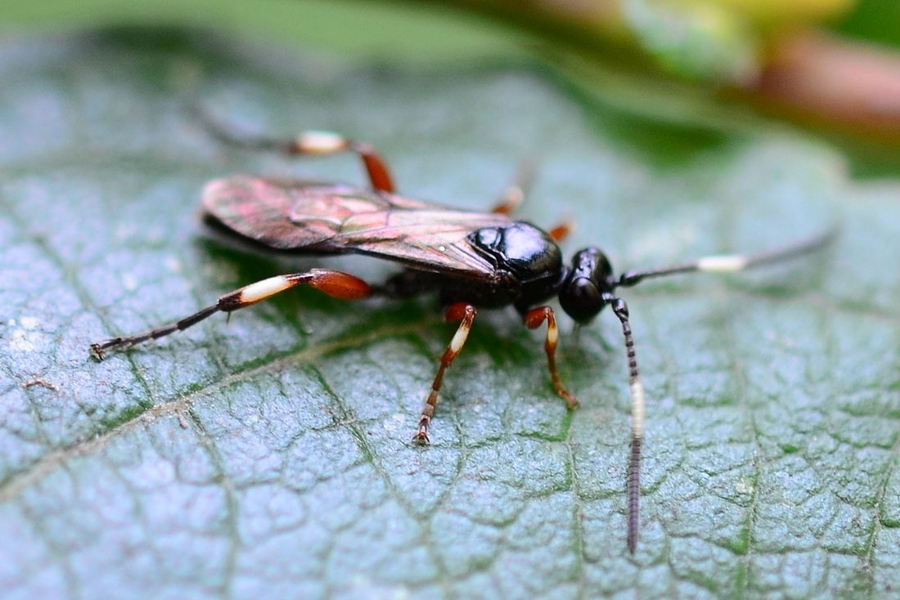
90 269 371 359
489 161 536 214
413 302 477 444
193 107 395 192
523 306 578 408
547 222 573 242
490 183 525 214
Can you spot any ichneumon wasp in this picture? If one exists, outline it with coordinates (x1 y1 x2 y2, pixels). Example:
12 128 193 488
90 112 834 553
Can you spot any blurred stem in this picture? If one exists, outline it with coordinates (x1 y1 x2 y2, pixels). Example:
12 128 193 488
749 31 900 142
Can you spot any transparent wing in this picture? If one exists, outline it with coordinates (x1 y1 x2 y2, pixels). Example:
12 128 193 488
202 175 513 276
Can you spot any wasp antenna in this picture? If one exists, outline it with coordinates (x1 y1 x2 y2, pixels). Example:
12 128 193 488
606 295 644 554
617 226 837 288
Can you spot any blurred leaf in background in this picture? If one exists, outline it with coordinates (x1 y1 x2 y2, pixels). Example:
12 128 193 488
436 0 900 144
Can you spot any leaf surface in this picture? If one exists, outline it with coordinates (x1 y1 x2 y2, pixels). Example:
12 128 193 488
0 27 898 599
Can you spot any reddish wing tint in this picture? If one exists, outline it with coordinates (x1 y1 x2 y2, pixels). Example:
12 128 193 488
202 175 513 276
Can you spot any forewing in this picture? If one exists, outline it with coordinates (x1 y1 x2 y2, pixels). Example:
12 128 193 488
202 175 511 276
331 208 509 276
203 176 350 249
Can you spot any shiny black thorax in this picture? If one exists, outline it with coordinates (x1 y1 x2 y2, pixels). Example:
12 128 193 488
386 221 618 324
381 221 562 309
446 221 566 310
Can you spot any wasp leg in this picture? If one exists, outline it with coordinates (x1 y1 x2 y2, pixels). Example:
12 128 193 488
523 306 578 408
487 162 575 242
490 161 536 214
414 302 477 444
490 179 525 215
193 107 395 193
547 223 573 242
90 269 371 359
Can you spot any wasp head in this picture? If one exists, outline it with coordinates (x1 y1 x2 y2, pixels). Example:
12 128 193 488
558 248 616 324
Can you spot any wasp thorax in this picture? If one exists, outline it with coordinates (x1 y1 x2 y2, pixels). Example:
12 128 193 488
468 222 562 279
559 247 614 323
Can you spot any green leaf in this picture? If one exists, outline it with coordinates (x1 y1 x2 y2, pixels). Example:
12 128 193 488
620 0 759 82
1 25 898 600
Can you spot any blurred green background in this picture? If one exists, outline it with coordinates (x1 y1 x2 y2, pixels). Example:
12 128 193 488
5 0 900 170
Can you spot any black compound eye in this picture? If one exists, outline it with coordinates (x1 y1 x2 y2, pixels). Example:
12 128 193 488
559 276 603 323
